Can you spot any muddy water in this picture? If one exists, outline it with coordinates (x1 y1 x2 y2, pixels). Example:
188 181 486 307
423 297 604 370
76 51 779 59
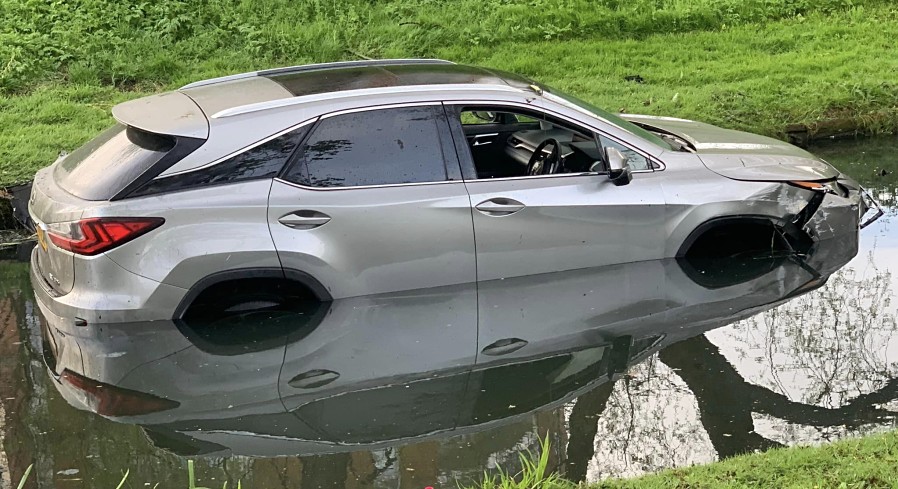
0 137 896 488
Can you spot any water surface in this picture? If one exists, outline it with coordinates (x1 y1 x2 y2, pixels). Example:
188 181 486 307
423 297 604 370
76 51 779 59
1 136 896 488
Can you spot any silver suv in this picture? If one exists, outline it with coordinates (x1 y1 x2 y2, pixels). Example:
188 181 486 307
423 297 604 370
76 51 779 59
29 59 879 326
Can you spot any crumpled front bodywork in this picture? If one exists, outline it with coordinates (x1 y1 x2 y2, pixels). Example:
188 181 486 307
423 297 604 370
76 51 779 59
804 177 862 242
667 169 866 259
627 114 873 258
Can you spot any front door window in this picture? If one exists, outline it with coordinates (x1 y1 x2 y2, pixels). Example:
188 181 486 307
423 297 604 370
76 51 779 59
453 107 605 179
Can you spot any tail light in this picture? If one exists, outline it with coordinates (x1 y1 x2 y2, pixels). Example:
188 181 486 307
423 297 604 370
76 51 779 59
60 369 179 416
46 217 164 256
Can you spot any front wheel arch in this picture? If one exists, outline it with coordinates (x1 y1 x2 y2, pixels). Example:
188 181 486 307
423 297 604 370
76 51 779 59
677 216 794 259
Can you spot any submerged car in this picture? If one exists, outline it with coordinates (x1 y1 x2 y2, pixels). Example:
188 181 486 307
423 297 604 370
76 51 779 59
28 59 881 324
43 245 847 456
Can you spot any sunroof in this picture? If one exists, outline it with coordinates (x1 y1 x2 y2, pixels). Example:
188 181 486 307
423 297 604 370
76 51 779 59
264 63 519 97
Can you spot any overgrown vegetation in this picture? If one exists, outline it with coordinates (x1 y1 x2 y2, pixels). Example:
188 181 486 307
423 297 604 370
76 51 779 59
0 0 880 92
2 0 898 186
464 432 898 489
475 436 562 489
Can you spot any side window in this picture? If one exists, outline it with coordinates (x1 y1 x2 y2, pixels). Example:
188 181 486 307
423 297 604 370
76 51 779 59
514 114 540 124
284 106 449 188
598 135 651 171
461 111 501 125
452 106 602 180
133 125 309 196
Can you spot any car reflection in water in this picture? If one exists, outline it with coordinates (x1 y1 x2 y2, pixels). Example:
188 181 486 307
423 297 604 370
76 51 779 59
39 237 856 459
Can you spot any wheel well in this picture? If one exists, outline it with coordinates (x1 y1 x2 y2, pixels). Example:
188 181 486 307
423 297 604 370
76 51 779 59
175 269 330 321
678 217 791 259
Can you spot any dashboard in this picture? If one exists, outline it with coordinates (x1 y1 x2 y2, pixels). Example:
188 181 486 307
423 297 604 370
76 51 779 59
505 129 604 173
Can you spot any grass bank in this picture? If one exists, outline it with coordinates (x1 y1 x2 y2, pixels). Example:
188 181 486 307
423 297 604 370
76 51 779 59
466 432 898 489
2 0 898 187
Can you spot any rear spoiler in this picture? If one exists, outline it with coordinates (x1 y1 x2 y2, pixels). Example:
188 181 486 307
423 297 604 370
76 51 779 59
111 92 209 139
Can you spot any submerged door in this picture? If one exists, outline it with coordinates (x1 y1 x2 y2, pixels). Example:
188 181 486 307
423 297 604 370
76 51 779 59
279 285 479 443
268 104 475 299
475 260 668 364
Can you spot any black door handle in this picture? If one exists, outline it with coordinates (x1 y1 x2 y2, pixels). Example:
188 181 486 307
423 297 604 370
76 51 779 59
288 369 340 389
481 338 529 356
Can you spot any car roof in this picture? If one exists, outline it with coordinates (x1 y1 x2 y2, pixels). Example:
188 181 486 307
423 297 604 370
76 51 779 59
178 59 538 119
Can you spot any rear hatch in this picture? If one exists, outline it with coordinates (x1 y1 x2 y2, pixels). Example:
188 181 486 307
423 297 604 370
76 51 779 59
31 165 86 295
624 114 840 181
30 92 208 296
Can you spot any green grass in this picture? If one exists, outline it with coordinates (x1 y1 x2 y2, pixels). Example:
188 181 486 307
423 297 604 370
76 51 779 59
594 431 898 488
458 431 898 489
13 460 242 489
2 0 898 187
10 431 898 487
16 464 32 489
476 436 563 489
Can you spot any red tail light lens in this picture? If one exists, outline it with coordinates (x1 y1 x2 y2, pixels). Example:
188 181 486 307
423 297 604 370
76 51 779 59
60 369 180 416
46 217 164 256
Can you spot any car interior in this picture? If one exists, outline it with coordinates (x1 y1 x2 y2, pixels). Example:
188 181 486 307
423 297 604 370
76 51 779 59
457 108 606 179
456 107 654 179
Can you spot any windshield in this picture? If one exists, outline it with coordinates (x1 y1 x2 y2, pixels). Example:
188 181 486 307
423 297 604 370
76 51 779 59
542 87 674 150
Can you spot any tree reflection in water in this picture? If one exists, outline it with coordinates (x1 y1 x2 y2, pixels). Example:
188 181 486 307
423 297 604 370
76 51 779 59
570 243 898 482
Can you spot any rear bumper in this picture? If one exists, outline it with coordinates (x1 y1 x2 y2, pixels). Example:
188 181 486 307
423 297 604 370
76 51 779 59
30 246 189 329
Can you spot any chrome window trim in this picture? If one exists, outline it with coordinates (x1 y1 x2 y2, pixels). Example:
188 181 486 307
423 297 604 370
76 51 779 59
319 101 443 120
460 172 607 184
274 177 466 191
449 100 665 173
158 119 318 178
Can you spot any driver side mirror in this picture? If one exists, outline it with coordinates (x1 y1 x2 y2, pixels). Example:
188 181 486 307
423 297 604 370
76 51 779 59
605 147 632 186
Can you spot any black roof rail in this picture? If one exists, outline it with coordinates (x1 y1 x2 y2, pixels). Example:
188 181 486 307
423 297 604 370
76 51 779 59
258 58 454 77
181 59 454 90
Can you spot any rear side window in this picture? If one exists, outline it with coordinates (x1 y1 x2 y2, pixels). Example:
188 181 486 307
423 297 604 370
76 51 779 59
54 125 177 201
131 125 310 197
283 106 449 188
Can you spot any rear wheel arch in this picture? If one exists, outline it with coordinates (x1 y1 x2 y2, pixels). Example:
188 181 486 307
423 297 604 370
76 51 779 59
174 267 331 320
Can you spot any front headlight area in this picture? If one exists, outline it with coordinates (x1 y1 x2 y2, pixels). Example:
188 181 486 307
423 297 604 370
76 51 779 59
788 179 847 197
797 176 866 242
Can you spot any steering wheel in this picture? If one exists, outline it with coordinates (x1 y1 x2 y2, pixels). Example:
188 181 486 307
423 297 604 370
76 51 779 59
526 139 562 176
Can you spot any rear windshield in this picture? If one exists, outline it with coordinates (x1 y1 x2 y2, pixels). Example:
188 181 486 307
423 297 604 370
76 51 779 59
54 124 176 200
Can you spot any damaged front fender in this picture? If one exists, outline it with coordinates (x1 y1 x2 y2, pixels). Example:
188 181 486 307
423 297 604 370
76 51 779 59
674 180 863 259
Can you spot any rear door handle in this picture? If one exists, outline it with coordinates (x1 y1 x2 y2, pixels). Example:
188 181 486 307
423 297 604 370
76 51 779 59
288 369 340 389
279 211 331 229
475 198 525 216
481 338 529 356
